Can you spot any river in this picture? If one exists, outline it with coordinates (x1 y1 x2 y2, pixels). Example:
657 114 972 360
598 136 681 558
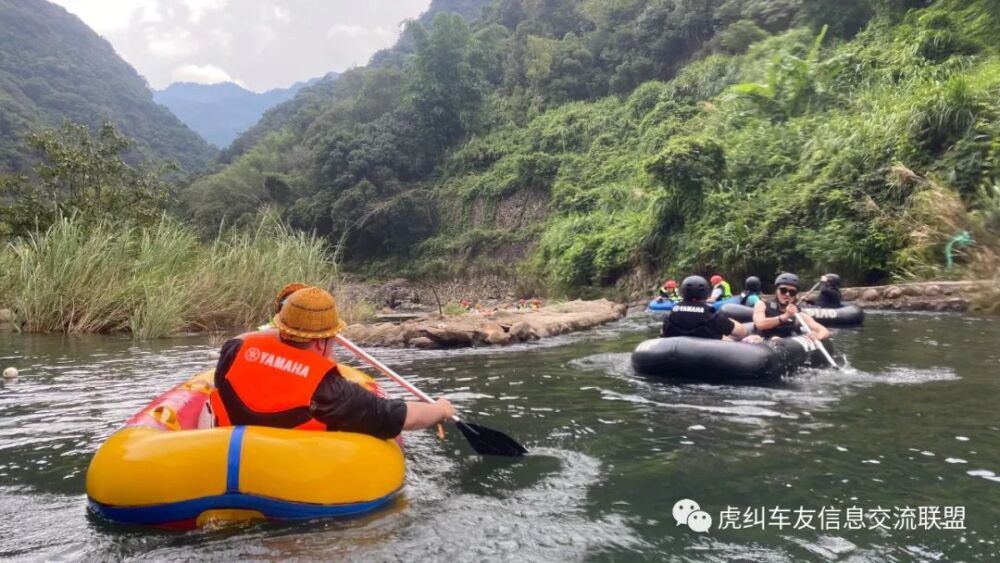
0 311 998 561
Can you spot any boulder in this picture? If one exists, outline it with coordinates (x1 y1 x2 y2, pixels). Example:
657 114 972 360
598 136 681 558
924 284 941 296
902 285 924 297
410 337 437 349
862 289 880 301
423 325 474 346
342 324 371 341
884 286 903 299
841 288 859 301
508 321 536 341
477 321 511 345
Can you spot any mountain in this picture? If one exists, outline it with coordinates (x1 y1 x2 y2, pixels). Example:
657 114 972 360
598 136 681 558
185 0 1000 289
0 0 215 173
153 75 337 148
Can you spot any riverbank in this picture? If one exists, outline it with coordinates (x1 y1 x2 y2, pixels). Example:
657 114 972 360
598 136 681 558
342 299 627 349
839 280 996 312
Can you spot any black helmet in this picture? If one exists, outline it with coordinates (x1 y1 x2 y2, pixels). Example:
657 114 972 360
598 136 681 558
774 272 800 289
680 275 710 300
824 273 841 288
744 276 761 292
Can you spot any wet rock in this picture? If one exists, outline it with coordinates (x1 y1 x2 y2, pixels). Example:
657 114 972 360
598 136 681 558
508 321 536 341
343 298 625 348
423 325 474 347
841 288 859 301
862 289 880 301
410 337 437 349
884 286 903 299
478 321 511 345
902 285 924 297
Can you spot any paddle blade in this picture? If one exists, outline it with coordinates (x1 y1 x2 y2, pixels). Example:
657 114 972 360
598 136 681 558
456 421 528 457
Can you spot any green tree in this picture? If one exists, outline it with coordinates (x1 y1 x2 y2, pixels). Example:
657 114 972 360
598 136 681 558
0 122 171 237
405 13 484 149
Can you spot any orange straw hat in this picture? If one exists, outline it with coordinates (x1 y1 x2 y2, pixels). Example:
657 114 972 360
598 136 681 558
273 282 309 314
272 287 347 342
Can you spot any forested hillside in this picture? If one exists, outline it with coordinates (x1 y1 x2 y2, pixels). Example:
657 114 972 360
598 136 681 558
153 76 336 148
0 0 215 172
184 0 1000 293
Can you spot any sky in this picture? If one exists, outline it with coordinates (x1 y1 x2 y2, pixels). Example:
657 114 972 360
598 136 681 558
50 0 433 92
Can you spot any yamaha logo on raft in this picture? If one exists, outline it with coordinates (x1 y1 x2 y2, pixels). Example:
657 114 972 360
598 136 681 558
243 347 310 377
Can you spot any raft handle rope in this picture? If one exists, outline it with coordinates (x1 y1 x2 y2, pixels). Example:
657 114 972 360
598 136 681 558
335 335 528 457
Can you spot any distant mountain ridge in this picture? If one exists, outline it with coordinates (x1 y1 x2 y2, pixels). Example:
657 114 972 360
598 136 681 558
0 0 216 173
153 74 338 148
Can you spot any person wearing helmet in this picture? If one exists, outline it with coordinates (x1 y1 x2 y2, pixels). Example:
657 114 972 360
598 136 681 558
810 273 843 308
209 286 455 439
661 276 747 340
753 273 830 341
657 279 681 302
739 276 763 307
706 274 732 303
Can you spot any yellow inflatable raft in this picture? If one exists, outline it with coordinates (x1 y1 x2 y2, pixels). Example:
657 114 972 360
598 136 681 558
86 366 405 529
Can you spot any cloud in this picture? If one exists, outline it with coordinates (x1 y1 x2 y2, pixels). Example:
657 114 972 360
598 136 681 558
327 24 393 39
51 0 434 91
272 6 290 23
171 63 242 86
182 0 227 24
145 29 199 58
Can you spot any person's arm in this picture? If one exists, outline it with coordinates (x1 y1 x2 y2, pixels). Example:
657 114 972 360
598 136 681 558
402 400 456 430
729 318 747 338
710 312 737 338
311 372 407 439
311 370 455 438
801 314 831 341
753 301 797 332
707 287 722 303
214 338 242 387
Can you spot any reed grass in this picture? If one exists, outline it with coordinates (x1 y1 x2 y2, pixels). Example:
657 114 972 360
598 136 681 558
0 213 336 338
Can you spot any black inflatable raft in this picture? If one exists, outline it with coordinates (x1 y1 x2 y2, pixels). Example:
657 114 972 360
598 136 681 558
719 303 865 327
631 336 831 382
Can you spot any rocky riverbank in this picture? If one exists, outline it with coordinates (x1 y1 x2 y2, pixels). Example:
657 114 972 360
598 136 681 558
342 299 627 349
837 280 995 312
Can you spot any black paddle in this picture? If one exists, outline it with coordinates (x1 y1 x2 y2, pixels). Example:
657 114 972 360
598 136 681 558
335 334 528 457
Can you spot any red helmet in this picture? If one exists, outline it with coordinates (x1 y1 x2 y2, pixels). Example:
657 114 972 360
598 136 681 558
664 280 678 289
710 275 723 285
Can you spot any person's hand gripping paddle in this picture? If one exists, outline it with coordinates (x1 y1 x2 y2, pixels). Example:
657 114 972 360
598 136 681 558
335 335 528 457
794 313 839 369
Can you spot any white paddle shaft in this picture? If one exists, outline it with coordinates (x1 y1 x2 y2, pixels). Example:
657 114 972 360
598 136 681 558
795 313 838 368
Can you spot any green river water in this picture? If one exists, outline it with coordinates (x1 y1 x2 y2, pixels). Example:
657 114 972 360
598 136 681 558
0 311 998 561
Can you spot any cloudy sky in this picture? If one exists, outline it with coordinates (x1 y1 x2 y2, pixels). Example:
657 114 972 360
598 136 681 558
50 0 432 92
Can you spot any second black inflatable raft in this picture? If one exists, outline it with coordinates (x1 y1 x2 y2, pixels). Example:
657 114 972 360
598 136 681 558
631 336 831 382
719 303 865 327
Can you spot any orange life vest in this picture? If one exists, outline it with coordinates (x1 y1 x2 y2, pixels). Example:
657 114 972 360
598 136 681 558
209 330 333 430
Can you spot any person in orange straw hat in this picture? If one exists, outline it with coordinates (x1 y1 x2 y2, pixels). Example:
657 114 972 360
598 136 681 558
209 286 454 438
256 282 309 330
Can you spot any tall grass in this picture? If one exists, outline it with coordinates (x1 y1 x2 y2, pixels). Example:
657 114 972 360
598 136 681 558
0 214 335 338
